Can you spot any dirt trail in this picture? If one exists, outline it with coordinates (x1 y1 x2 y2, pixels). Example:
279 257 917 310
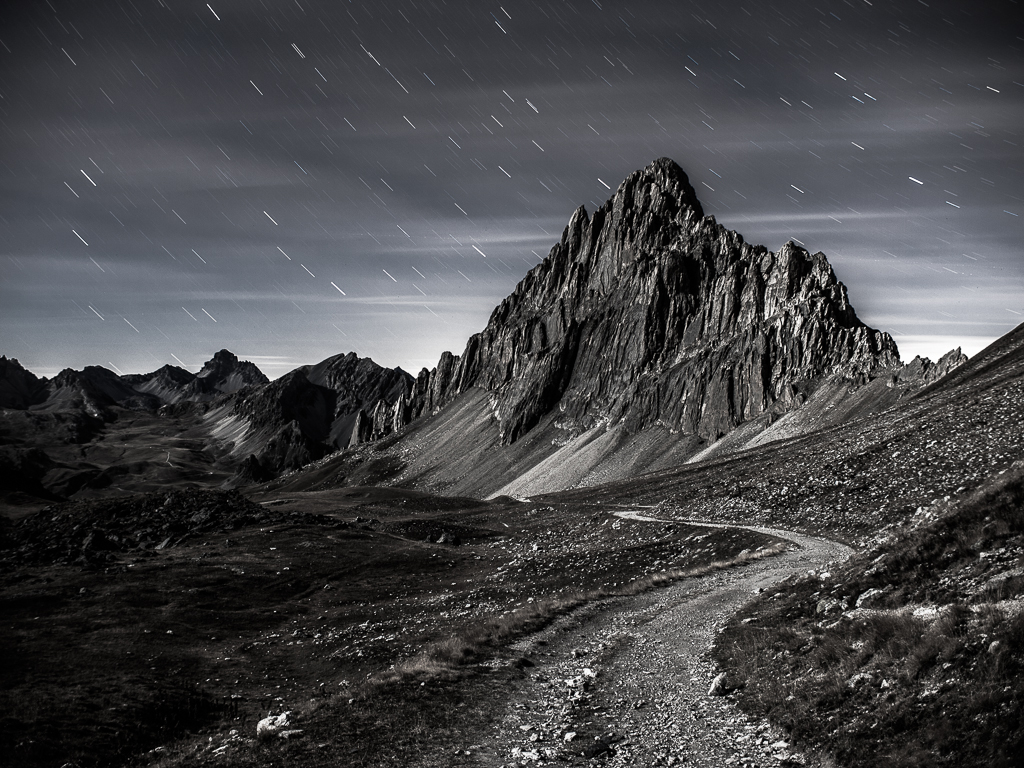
465 512 851 767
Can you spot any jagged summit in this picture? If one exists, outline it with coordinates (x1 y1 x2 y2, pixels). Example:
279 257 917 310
625 156 705 215
413 157 900 448
197 349 241 378
194 349 269 394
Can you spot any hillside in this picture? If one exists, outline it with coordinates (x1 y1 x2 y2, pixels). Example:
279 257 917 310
715 458 1024 767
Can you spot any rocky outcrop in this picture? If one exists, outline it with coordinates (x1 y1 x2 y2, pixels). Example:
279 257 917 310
892 347 968 388
412 158 900 447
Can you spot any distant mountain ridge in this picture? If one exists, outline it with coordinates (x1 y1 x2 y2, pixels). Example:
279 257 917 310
204 351 416 480
123 349 269 404
0 348 420 501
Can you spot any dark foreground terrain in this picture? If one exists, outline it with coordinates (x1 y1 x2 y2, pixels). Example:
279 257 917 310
0 485 777 768
3 321 1024 767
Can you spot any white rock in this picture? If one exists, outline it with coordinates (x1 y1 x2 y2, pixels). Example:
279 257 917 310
855 587 887 608
708 672 729 696
256 711 292 740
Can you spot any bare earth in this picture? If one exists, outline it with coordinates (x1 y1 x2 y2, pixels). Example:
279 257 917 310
461 511 852 768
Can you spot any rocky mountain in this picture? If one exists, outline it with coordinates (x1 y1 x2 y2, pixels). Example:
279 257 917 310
203 352 416 481
0 158 971 505
193 349 269 395
309 158 962 498
123 349 270 405
414 158 900 444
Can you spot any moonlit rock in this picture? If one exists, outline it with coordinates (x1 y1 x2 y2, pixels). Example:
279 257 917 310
256 711 292 740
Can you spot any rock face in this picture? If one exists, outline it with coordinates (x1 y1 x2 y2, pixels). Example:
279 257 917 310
412 158 901 447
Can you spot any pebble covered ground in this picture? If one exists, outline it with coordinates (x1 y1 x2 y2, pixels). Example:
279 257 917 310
467 519 850 768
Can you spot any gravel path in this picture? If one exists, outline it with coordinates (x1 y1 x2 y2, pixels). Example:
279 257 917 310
467 512 852 768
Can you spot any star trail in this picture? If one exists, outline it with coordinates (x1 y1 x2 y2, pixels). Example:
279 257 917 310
0 0 1021 378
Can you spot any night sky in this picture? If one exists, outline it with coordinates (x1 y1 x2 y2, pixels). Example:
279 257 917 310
1 0 1021 380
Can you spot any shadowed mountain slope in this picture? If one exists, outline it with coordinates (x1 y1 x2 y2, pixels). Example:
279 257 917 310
204 352 417 482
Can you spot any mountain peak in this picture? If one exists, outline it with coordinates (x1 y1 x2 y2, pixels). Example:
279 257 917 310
195 350 268 394
416 157 898 447
626 157 704 217
198 349 239 376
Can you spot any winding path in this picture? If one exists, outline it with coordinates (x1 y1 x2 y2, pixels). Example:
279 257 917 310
466 510 851 767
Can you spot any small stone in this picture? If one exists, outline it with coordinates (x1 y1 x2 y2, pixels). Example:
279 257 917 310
709 672 729 696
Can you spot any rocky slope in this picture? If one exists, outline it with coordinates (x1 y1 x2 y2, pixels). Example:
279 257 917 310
715 458 1024 767
550 321 1024 544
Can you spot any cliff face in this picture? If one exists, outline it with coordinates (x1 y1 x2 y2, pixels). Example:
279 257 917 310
413 158 900 447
